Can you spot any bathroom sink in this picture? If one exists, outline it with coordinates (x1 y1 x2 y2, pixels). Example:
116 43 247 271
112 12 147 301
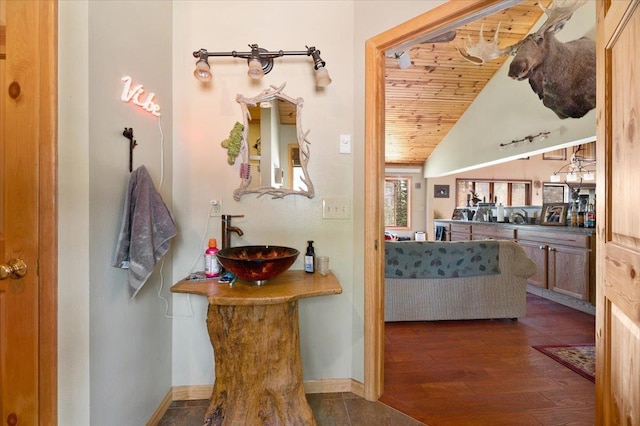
216 245 300 285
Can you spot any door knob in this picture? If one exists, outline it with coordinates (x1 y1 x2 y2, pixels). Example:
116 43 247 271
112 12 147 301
0 258 28 280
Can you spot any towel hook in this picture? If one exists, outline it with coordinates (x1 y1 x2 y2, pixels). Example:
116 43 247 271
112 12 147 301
122 127 138 172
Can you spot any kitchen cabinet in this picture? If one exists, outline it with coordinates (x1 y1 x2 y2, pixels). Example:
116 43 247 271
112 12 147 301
471 224 516 241
433 220 595 304
517 240 548 289
439 222 515 242
449 223 472 241
517 229 593 302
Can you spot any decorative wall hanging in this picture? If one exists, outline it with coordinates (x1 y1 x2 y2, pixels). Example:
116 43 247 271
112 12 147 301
459 0 595 119
434 185 450 198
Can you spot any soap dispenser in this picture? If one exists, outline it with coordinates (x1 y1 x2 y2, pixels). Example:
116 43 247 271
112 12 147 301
304 241 315 273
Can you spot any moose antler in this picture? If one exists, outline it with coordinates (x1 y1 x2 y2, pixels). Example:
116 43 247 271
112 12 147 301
458 0 587 64
458 22 522 64
536 0 588 34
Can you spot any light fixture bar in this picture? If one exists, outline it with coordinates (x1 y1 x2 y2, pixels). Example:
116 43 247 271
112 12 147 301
498 131 550 150
192 44 331 87
195 47 312 60
549 144 596 183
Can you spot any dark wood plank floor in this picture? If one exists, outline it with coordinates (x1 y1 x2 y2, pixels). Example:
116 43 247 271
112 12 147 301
380 293 595 426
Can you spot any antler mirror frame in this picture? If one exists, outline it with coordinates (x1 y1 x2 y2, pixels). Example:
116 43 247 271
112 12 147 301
233 83 314 200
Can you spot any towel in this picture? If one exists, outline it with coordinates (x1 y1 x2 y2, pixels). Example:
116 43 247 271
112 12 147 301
113 165 177 298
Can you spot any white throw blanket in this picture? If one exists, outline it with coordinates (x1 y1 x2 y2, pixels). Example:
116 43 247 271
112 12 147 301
113 165 177 298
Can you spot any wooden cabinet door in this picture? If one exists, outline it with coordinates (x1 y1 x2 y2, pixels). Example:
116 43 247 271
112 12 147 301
548 245 589 301
471 224 515 241
517 240 547 289
449 223 471 241
0 1 57 423
449 232 470 241
596 0 640 421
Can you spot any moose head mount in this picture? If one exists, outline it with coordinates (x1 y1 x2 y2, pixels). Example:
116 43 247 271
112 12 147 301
459 0 595 119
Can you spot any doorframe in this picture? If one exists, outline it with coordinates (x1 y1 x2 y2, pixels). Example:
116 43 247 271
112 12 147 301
363 0 520 400
37 0 58 422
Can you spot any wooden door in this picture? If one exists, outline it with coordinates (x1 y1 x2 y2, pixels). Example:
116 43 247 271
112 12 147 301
596 0 640 421
0 1 57 423
517 241 548 289
548 245 589 301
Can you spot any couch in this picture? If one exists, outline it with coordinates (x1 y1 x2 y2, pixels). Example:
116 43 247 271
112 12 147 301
384 240 536 322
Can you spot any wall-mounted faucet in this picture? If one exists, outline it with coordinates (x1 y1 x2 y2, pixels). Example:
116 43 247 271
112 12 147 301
221 215 244 250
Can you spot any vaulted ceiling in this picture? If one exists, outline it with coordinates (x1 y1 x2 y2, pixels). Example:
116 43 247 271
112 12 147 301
384 0 552 166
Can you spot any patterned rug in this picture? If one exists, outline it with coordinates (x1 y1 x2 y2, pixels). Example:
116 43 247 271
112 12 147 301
533 344 595 382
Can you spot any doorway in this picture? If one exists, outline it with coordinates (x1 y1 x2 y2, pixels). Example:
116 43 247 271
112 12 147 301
364 0 546 400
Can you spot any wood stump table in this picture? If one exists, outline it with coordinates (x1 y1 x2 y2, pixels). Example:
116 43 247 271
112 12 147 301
171 270 342 425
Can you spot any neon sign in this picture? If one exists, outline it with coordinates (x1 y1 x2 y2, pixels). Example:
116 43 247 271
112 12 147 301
121 76 161 117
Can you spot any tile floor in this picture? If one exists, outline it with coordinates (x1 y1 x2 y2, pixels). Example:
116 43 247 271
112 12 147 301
158 392 424 426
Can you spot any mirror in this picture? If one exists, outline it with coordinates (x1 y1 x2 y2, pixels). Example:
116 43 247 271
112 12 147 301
233 83 314 200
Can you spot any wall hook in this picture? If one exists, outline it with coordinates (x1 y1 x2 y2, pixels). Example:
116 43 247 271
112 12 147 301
122 127 138 172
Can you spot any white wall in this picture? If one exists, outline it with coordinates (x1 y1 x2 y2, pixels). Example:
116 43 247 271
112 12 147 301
89 2 174 424
60 1 174 424
58 1 90 423
171 0 355 386
423 2 596 177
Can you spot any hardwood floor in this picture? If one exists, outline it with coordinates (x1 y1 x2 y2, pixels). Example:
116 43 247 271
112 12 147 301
380 293 595 425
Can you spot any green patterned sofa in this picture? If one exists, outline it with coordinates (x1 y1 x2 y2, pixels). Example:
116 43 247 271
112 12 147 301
384 240 536 321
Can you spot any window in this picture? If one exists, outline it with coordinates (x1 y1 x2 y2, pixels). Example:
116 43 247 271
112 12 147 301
384 177 411 228
543 183 566 204
456 179 531 206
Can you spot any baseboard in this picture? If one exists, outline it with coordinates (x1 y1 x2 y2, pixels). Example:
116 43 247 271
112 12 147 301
148 379 365 424
146 389 173 426
172 384 214 401
526 285 595 315
304 378 364 397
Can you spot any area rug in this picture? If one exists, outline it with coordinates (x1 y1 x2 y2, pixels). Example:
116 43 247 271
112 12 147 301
533 344 595 382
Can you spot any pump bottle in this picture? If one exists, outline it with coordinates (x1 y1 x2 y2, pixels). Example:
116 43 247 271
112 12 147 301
205 238 221 278
304 241 315 273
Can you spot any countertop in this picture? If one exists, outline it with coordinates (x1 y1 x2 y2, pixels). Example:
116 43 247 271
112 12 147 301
434 219 596 235
171 270 342 306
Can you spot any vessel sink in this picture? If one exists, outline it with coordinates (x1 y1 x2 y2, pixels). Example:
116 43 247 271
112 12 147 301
216 245 300 285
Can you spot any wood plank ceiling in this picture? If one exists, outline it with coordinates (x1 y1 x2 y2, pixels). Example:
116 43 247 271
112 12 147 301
385 0 551 166
247 99 296 125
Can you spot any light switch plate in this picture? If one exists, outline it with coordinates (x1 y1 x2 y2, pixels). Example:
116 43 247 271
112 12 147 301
339 134 351 154
323 198 351 219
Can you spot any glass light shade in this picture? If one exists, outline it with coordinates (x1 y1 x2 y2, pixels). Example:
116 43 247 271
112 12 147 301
549 174 562 182
583 172 595 181
566 173 579 182
396 51 412 69
247 58 264 80
193 60 212 82
315 66 332 87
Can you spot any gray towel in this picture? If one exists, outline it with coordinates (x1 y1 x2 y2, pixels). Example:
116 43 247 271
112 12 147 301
113 165 177 298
